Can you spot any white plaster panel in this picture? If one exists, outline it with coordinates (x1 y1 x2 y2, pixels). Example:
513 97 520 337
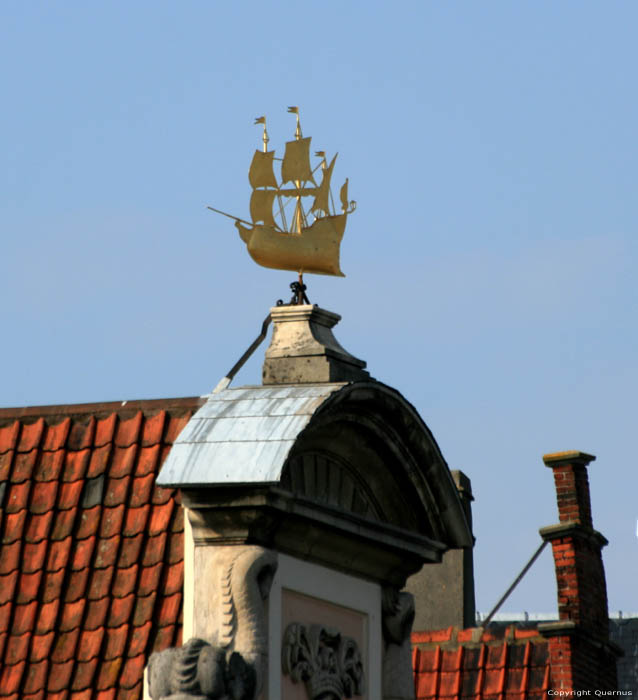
268 553 382 700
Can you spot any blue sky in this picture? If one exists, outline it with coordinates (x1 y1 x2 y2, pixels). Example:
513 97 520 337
2 2 636 614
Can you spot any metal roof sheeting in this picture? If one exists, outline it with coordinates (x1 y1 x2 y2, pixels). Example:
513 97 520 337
157 384 345 486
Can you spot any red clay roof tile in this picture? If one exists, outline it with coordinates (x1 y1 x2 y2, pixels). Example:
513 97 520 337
0 400 197 698
141 532 167 567
33 449 66 482
50 507 78 541
104 476 131 507
119 654 145 689
25 510 55 543
116 683 142 700
84 598 110 631
0 600 12 631
151 484 174 505
132 592 156 627
103 625 129 661
0 540 21 575
93 535 121 570
11 450 38 483
111 565 139 599
67 417 96 452
109 445 138 479
30 630 55 662
61 449 91 483
57 480 84 510
12 600 38 635
30 480 59 513
141 411 165 447
18 419 45 453
64 567 91 603
127 620 151 657
5 631 30 665
157 592 181 626
0 420 20 454
135 444 161 477
22 658 47 694
108 595 135 628
22 540 48 574
100 505 126 539
1 659 27 693
94 413 117 448
95 657 123 690
95 689 116 700
75 505 102 539
5 480 32 512
35 598 60 634
51 628 81 663
114 413 143 448
137 562 162 598
76 628 105 662
129 473 155 507
166 531 183 564
117 534 143 569
71 535 98 570
2 510 28 544
164 414 191 444
47 658 75 692
148 501 174 536
171 506 183 533
58 598 86 632
16 569 44 604
41 568 66 604
122 505 150 537
42 419 71 452
163 562 183 596
0 449 15 482
87 444 112 479
150 624 178 653
70 657 99 691
87 566 115 601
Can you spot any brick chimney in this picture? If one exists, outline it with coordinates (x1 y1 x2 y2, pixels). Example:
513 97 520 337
538 451 620 690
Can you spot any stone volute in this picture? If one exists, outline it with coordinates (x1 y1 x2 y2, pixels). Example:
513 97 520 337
149 302 472 700
263 303 369 384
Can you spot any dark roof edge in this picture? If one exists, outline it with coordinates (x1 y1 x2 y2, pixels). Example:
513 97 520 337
0 395 206 421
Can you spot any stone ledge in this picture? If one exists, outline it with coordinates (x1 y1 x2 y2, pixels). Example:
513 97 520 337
539 522 609 547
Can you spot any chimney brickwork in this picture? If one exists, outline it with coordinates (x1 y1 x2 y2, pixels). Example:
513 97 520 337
538 451 620 690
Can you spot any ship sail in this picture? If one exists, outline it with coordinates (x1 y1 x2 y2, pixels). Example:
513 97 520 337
250 189 277 227
311 154 337 217
248 150 278 189
281 137 316 185
340 178 349 213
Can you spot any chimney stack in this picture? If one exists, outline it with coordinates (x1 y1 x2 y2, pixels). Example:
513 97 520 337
538 451 620 690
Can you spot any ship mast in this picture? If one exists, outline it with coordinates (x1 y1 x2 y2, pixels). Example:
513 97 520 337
288 106 307 235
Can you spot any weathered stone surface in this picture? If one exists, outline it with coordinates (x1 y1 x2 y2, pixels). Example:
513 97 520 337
262 304 369 384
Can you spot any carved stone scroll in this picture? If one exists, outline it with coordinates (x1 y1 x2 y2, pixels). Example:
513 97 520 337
147 546 277 700
282 622 365 699
382 587 416 700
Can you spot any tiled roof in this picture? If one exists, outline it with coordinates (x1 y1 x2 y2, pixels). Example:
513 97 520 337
0 397 202 700
412 626 551 700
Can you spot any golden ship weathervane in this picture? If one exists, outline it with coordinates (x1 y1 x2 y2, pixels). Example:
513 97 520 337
208 107 356 284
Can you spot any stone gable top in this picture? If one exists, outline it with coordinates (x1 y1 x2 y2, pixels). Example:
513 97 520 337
158 380 472 553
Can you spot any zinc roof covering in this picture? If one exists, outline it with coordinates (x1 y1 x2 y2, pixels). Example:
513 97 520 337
0 397 202 700
157 384 345 487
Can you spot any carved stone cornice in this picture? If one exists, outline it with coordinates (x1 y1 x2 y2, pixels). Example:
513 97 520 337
282 623 365 699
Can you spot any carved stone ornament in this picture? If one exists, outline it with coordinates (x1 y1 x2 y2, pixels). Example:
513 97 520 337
282 623 365 699
147 546 278 700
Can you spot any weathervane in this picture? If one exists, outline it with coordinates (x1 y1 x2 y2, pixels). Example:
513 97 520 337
208 107 356 294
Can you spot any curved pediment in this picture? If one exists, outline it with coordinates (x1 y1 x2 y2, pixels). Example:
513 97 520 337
159 381 471 550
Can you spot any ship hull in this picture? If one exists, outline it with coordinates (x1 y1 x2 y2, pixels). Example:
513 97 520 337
235 214 347 277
